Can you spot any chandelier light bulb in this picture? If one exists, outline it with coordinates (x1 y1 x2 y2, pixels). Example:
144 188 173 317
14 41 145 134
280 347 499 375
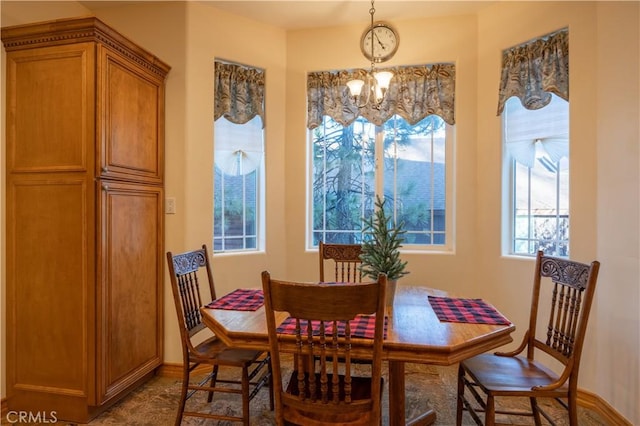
374 71 393 91
346 79 365 97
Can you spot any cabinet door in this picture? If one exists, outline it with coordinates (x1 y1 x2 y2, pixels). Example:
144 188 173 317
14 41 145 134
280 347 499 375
96 180 163 404
97 45 166 184
6 174 97 413
5 42 95 173
5 42 98 415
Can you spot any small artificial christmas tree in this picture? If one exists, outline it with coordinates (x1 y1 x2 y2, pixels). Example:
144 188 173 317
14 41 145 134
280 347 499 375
359 195 409 281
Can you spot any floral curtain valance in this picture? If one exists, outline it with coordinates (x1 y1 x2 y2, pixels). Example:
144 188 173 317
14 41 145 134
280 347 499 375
214 61 265 127
307 63 456 129
497 28 568 115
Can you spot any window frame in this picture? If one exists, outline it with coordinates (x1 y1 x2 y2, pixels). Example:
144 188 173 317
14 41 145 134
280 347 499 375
306 114 455 253
213 116 266 254
501 95 570 258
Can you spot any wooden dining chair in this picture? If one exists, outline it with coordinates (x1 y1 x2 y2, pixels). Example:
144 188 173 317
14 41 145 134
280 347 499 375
456 251 600 426
318 241 363 282
261 271 387 426
166 245 273 426
318 241 374 368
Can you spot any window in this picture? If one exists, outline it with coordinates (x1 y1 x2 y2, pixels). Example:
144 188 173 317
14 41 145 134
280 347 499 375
214 116 264 252
310 114 452 249
213 60 265 253
503 94 569 256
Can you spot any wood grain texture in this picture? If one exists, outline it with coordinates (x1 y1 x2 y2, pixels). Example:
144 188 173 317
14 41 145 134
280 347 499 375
202 284 514 426
3 17 169 423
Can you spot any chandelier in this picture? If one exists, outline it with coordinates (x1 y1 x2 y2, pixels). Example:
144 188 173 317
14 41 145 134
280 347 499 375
346 0 395 109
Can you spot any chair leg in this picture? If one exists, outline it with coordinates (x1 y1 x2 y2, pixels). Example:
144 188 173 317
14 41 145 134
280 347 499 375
207 365 219 403
268 356 275 410
456 364 465 426
175 361 190 426
568 392 579 426
242 366 250 426
485 394 495 426
530 396 542 426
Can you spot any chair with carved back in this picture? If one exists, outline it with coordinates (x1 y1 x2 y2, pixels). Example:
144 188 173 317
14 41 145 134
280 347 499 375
166 245 273 426
319 241 363 283
456 251 600 426
318 241 372 368
261 271 386 426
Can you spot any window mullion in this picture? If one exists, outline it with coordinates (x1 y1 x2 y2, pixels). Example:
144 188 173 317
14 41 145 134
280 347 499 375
322 120 328 242
555 163 561 254
511 161 516 253
374 125 384 199
242 161 247 250
527 166 533 252
429 128 435 243
360 121 366 235
392 130 397 222
221 173 226 251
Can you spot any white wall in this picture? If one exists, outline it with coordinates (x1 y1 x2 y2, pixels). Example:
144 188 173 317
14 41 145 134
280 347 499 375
594 3 639 423
1 1 638 423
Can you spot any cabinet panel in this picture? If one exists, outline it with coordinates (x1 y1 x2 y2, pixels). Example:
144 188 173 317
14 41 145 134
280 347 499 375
7 176 95 401
6 43 95 173
97 181 163 403
98 46 164 184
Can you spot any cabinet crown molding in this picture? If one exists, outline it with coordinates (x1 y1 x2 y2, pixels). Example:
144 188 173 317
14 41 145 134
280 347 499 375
1 16 170 78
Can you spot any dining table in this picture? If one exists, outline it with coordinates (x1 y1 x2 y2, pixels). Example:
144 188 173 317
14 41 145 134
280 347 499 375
200 284 515 426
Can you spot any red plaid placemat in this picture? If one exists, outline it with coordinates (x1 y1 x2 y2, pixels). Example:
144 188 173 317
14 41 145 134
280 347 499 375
428 296 511 325
205 289 264 311
277 315 388 339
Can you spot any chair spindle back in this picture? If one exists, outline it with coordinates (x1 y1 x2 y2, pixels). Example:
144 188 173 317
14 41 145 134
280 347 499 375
319 241 363 282
529 252 600 366
167 245 217 338
262 271 386 426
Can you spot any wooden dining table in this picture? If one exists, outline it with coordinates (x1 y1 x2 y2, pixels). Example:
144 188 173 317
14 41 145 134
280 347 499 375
200 284 515 426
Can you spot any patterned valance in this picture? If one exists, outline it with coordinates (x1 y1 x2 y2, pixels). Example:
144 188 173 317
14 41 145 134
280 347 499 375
307 63 456 129
214 61 265 127
497 28 568 115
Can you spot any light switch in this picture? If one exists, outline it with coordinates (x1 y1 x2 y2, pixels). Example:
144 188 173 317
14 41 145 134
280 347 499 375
165 197 176 214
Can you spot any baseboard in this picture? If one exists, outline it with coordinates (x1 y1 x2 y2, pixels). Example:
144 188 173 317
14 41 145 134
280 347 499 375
577 388 632 425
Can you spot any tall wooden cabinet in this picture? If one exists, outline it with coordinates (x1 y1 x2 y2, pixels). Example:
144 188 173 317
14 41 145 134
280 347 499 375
2 17 170 422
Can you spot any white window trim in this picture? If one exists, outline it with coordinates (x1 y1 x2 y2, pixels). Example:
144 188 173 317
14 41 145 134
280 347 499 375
306 120 455 253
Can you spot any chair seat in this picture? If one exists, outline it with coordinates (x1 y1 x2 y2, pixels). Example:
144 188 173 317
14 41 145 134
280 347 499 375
462 353 569 396
192 336 266 365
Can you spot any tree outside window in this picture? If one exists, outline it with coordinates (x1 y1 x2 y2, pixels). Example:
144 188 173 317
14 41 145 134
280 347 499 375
310 114 450 249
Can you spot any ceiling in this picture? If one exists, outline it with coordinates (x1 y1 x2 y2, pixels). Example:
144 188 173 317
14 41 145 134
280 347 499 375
81 1 498 30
